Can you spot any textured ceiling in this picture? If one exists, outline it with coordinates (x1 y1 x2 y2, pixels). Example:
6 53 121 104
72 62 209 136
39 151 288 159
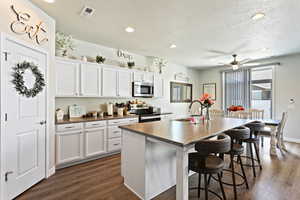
31 0 300 67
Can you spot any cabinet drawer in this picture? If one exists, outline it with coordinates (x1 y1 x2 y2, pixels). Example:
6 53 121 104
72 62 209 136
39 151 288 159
108 127 121 139
125 118 139 124
85 121 106 129
107 119 124 126
108 138 122 152
56 123 83 132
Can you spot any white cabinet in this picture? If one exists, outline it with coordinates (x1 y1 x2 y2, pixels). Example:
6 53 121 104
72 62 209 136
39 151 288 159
133 71 144 82
133 71 154 83
55 59 80 96
80 63 101 96
56 130 84 165
85 127 107 157
154 74 164 98
144 73 154 83
102 67 118 97
118 70 132 97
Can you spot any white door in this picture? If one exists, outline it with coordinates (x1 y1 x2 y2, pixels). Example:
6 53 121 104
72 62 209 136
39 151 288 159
55 59 80 97
102 67 117 97
2 36 47 199
81 63 101 96
118 70 132 97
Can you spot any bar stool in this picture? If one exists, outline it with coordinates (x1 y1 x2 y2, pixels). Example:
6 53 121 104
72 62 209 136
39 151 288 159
223 126 250 200
189 134 231 200
244 121 265 177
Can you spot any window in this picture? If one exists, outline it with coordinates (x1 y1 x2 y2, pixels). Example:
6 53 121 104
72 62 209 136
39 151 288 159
251 67 273 118
222 67 274 118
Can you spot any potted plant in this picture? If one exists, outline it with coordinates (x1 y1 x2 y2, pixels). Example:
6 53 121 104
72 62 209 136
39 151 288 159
96 55 106 64
55 31 75 57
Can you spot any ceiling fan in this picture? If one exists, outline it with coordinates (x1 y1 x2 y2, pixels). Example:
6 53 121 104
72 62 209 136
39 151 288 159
219 54 252 70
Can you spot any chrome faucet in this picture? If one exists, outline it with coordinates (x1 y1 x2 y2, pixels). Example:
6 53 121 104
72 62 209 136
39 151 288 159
188 100 204 115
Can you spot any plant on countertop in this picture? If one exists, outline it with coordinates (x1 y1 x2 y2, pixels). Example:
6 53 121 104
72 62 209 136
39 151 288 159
55 31 75 57
96 55 106 64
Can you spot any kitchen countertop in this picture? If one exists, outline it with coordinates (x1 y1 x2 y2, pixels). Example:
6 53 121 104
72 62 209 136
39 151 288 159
56 114 138 125
120 117 253 147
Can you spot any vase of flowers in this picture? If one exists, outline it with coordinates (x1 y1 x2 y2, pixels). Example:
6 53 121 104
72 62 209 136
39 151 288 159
199 93 214 120
55 31 75 57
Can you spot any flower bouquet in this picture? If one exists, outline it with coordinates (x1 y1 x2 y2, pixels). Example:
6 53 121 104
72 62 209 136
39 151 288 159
199 93 214 120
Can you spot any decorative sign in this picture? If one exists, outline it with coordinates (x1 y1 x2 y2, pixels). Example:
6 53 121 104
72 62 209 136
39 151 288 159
117 49 133 60
10 5 48 45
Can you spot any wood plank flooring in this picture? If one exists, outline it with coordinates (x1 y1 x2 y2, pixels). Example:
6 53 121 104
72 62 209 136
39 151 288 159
17 139 300 200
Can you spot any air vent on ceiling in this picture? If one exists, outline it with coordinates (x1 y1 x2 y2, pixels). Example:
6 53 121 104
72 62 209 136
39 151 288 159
80 6 95 17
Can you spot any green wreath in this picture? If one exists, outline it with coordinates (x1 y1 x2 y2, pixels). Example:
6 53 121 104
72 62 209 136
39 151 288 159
11 61 46 98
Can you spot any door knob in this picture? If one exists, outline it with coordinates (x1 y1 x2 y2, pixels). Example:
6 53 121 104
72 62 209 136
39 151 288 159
39 120 47 125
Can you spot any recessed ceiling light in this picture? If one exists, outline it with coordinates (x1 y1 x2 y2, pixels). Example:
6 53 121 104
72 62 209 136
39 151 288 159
252 12 265 20
169 44 177 49
125 27 135 33
261 47 268 51
44 0 55 3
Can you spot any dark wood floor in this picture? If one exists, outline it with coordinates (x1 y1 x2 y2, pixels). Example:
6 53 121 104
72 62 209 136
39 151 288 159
17 139 300 200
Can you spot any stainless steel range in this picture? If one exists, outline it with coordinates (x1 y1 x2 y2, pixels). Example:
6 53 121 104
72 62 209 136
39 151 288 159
130 107 161 123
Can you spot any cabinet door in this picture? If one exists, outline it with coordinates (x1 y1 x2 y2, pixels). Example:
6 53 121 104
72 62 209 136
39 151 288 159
81 64 101 96
102 68 117 97
133 71 144 82
85 127 107 157
55 59 80 96
56 131 84 165
154 74 164 98
118 70 132 97
144 73 154 83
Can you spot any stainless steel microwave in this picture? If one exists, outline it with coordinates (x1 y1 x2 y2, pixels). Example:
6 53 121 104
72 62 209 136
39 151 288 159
132 82 154 97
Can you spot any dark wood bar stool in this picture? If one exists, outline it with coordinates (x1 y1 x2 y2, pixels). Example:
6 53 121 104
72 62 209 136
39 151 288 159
189 134 231 200
223 126 251 200
244 121 265 177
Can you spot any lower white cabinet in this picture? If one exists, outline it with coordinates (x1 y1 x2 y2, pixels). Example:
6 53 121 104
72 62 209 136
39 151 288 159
56 130 84 165
85 127 107 157
56 117 139 167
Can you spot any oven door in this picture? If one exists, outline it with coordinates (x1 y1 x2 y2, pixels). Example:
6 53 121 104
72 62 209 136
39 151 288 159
133 82 154 97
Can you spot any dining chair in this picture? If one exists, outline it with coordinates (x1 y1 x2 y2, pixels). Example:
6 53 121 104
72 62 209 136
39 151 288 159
210 109 225 117
249 109 264 120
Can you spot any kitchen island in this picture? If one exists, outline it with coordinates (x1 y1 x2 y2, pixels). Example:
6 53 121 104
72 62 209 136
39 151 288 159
120 117 252 200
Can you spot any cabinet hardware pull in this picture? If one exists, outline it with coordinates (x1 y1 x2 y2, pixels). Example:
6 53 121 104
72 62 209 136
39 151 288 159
113 143 120 146
65 126 75 129
5 171 13 182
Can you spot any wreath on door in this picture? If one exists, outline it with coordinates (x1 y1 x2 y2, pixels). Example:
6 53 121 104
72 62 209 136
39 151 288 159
11 61 46 98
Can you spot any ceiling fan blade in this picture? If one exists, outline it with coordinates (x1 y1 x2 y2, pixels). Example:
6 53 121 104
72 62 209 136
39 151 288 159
207 50 232 55
239 58 252 64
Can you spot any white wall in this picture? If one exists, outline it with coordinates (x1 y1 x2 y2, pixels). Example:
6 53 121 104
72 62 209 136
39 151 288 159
56 39 202 117
0 0 56 196
197 53 300 141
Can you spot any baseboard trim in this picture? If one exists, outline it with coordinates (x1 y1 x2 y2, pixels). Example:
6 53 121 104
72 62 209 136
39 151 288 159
284 137 300 143
47 166 56 178
124 182 145 200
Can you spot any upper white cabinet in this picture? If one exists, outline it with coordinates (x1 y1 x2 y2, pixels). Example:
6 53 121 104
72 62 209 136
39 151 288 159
55 59 80 97
118 69 132 97
133 71 154 83
102 67 118 97
133 71 144 82
154 74 164 98
80 63 102 97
